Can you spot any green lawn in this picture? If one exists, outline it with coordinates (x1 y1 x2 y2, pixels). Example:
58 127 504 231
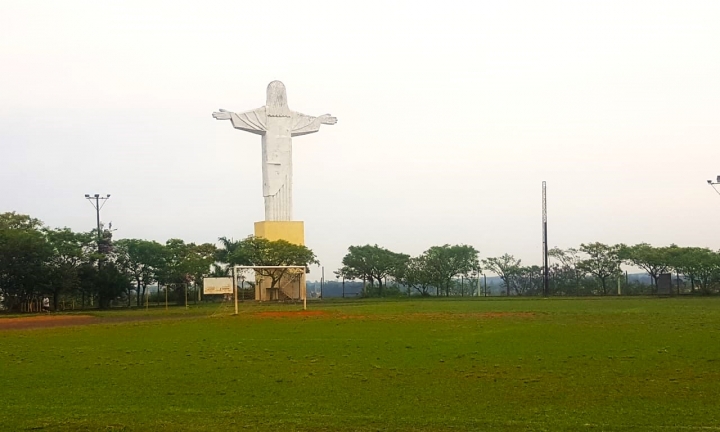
1 298 719 431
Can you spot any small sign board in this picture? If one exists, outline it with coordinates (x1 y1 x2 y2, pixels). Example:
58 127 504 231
203 277 233 295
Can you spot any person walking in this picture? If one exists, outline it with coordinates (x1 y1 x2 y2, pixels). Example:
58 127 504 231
42 296 50 313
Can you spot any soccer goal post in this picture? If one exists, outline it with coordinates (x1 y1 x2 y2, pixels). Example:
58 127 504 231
231 265 308 314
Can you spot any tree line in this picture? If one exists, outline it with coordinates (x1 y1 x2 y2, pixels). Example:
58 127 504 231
337 243 720 297
0 212 317 311
3 210 719 311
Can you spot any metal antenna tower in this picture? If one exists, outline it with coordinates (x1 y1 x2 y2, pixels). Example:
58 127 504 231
542 181 549 297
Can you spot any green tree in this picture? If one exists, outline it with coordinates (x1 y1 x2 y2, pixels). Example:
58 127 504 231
163 239 193 283
670 247 720 294
340 245 409 296
186 243 217 300
394 255 435 296
0 212 43 231
71 260 131 310
515 265 543 296
549 247 586 295
578 242 620 295
115 239 165 307
693 250 720 294
44 228 95 310
154 239 189 304
422 245 479 297
618 243 672 293
216 237 251 267
482 254 522 296
231 236 318 292
76 262 98 308
158 239 216 305
89 262 132 309
668 247 701 293
546 262 580 296
87 223 118 308
0 218 52 310
214 237 252 294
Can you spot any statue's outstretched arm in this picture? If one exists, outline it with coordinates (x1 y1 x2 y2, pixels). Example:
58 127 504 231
212 108 233 120
213 107 267 135
291 112 337 137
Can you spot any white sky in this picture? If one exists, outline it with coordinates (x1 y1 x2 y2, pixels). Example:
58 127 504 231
1 0 719 278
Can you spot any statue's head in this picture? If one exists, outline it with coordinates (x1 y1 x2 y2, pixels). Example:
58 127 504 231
266 80 291 117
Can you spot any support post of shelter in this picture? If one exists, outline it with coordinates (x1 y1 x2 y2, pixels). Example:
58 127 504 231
303 276 307 310
232 267 238 315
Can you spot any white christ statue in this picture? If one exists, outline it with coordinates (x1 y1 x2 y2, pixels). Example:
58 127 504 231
213 81 337 221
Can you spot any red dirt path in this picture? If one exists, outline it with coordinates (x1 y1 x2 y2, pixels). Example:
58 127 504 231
475 312 535 318
0 315 98 330
254 310 329 318
251 311 535 320
0 310 536 329
409 311 536 320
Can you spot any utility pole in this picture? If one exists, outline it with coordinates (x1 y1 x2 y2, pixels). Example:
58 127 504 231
85 194 110 309
84 194 111 253
542 181 549 297
320 266 324 299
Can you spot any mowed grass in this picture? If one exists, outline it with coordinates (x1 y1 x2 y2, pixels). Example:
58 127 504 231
1 298 720 431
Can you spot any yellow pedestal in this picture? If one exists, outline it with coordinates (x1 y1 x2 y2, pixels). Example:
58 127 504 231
253 221 306 301
254 221 305 245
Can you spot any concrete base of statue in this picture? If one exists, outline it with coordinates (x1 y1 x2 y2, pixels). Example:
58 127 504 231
253 221 306 302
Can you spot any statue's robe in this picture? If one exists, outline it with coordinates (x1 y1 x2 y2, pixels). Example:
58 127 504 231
229 108 324 221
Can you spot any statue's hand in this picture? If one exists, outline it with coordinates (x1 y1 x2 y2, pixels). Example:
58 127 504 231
212 109 232 120
319 114 337 125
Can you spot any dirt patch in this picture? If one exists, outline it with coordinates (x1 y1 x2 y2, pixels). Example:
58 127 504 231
251 311 536 320
254 310 330 318
380 311 537 321
475 312 536 318
0 315 98 330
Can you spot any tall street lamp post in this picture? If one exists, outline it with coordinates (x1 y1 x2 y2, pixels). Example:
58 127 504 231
707 176 720 196
84 193 111 253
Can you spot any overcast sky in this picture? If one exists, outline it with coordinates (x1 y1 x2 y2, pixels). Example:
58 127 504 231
1 0 719 278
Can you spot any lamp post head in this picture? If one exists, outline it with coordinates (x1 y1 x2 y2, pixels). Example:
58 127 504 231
107 194 111 198
708 180 713 185
84 194 89 198
94 194 100 198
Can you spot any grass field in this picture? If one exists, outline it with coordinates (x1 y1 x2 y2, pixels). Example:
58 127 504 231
1 298 720 431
